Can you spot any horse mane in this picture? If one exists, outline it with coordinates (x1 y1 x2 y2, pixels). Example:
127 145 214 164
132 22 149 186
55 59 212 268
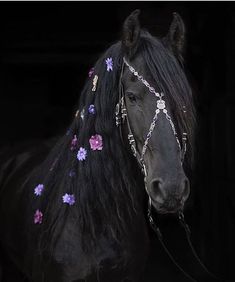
29 30 196 258
30 42 144 257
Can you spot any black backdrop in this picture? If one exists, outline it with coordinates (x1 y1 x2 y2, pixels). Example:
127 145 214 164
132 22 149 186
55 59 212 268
0 1 235 281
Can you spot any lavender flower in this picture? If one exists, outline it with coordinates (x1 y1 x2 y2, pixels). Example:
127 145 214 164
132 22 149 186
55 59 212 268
66 129 71 136
69 170 76 177
34 209 43 224
88 104 95 114
105 57 113 72
77 147 87 161
34 184 44 196
62 193 75 206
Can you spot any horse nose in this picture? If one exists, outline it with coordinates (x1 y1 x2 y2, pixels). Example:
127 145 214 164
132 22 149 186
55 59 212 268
149 177 190 207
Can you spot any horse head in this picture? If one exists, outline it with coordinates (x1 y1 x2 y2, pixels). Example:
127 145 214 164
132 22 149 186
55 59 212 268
119 10 195 214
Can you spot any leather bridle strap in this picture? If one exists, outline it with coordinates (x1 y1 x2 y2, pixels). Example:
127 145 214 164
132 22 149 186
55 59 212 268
116 61 143 169
178 212 220 281
148 205 197 282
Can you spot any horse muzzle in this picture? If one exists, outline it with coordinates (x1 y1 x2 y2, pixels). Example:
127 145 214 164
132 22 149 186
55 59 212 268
148 177 190 214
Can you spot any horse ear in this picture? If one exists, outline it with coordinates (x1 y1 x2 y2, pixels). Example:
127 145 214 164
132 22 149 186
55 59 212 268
122 9 141 58
165 12 186 60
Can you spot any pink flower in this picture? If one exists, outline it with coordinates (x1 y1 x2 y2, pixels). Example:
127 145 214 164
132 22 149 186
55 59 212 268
34 209 43 224
89 134 103 151
88 67 94 77
70 135 78 151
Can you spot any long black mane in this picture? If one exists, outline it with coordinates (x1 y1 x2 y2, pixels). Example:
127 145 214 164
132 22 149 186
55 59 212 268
29 30 195 257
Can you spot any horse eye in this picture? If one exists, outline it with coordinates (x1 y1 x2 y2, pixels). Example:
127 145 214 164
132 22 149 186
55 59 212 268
126 92 137 103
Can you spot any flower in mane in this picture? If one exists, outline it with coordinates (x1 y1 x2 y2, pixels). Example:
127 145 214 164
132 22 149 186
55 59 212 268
34 184 44 196
105 57 113 71
62 194 75 206
77 147 87 161
68 169 76 177
88 104 95 114
34 210 43 224
70 135 78 151
88 67 94 78
89 134 103 151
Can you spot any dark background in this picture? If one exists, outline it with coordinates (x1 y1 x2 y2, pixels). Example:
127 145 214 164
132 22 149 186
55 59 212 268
0 1 235 281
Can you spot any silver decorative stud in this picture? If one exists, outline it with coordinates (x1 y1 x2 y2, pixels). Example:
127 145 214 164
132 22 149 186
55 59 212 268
75 109 79 117
80 108 85 120
157 99 165 110
182 132 187 141
115 103 121 126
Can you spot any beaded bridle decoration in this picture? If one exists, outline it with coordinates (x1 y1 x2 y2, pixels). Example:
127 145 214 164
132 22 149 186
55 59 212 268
116 57 187 184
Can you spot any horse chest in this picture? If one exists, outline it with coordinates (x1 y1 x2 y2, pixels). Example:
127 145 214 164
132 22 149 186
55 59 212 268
49 224 149 282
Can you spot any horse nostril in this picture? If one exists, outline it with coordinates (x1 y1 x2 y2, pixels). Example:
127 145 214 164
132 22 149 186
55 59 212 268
182 178 190 202
149 177 190 206
149 179 165 204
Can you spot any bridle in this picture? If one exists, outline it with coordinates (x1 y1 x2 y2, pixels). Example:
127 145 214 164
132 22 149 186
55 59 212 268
116 57 187 199
115 57 219 282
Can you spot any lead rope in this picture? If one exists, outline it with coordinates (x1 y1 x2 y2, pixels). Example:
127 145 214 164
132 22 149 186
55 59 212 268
148 198 220 282
178 212 220 281
147 198 198 282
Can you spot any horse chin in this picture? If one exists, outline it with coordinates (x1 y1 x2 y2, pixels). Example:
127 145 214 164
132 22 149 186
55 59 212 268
151 201 184 215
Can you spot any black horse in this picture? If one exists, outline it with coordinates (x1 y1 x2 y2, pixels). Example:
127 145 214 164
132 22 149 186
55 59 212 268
0 10 196 282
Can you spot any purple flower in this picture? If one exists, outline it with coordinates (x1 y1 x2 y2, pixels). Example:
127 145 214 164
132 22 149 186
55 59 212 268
105 57 113 72
34 184 44 196
69 170 76 177
34 209 43 224
88 104 95 114
77 147 87 161
89 134 103 151
70 135 78 151
62 193 75 206
88 67 94 78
